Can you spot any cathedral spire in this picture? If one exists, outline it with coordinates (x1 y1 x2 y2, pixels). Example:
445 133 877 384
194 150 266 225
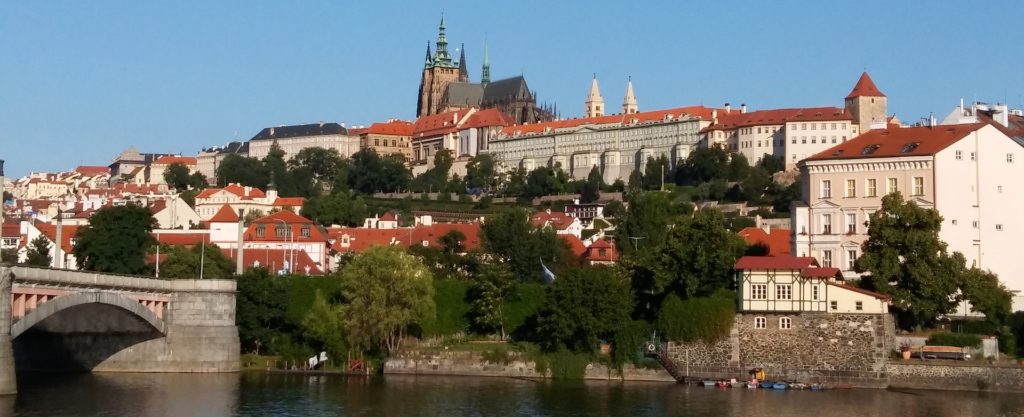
424 41 433 68
458 43 468 81
433 14 453 67
622 76 638 114
585 74 604 118
481 41 491 84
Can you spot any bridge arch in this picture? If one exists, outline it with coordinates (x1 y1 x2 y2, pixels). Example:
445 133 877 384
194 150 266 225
11 291 166 339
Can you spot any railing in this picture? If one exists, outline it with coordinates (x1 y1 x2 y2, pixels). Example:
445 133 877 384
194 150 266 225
644 341 686 383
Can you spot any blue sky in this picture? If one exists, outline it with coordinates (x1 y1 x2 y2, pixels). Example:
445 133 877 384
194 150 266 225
2 1 1022 177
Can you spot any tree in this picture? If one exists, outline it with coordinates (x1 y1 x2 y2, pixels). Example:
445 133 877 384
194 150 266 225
349 149 411 194
289 147 343 185
855 193 965 330
615 191 677 254
163 162 192 190
727 154 751 181
340 246 435 355
961 268 1013 327
216 154 269 188
236 267 290 354
73 204 157 274
603 200 625 219
464 154 498 192
25 235 52 267
439 230 466 254
469 263 516 339
301 190 368 227
740 167 772 204
480 207 572 280
626 170 645 197
757 153 785 175
643 155 670 190
302 290 347 361
525 166 563 198
657 290 736 343
159 243 235 279
580 166 603 204
536 267 633 352
626 209 746 318
676 147 728 185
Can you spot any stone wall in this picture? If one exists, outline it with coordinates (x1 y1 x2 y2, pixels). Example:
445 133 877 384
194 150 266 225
666 312 894 387
384 350 674 382
887 363 1024 393
0 267 15 395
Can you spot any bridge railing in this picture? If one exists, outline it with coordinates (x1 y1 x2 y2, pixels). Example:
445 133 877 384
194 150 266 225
11 266 174 293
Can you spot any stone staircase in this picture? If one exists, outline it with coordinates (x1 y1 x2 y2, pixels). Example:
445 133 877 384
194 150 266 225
645 341 685 383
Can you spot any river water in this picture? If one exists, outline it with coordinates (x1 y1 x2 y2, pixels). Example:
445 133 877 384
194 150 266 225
5 372 1024 417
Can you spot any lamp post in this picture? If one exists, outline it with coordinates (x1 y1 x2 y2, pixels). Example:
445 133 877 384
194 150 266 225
274 219 292 274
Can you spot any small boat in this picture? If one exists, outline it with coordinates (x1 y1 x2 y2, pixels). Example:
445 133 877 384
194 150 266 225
771 382 788 390
701 380 717 387
746 381 758 389
715 380 730 388
759 380 775 388
790 382 808 390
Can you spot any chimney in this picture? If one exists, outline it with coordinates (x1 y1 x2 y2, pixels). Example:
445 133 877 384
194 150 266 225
724 103 731 114
740 103 747 114
244 186 252 196
994 103 1010 127
269 127 275 136
319 121 325 128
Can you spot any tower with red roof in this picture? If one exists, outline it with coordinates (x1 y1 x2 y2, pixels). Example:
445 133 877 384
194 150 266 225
844 72 887 133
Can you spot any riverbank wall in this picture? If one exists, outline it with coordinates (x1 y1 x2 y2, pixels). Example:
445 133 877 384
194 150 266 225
383 350 674 382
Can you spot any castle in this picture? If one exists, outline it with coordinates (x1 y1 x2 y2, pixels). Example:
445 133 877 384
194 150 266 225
415 16 554 124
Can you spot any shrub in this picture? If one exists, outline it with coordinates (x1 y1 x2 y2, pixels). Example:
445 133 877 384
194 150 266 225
438 192 453 202
926 332 982 348
612 320 654 368
657 290 736 343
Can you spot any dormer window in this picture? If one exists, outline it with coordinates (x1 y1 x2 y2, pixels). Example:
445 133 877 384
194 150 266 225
900 142 920 153
861 144 881 155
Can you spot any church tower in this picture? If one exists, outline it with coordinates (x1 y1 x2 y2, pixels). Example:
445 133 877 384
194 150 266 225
417 15 468 117
481 42 491 85
585 75 604 118
622 77 638 114
844 72 887 132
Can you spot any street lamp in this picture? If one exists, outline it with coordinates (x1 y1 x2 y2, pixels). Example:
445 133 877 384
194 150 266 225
274 219 292 274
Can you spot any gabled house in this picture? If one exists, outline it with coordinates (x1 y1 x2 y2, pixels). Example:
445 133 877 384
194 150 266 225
734 255 889 315
530 210 583 239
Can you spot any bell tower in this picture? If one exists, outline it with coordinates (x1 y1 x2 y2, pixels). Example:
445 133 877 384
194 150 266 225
844 72 887 132
585 74 604 118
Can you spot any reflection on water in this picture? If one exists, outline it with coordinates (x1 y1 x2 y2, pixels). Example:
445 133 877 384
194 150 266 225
8 372 1024 417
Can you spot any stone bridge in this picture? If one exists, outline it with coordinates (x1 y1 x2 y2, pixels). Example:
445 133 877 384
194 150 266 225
0 265 239 396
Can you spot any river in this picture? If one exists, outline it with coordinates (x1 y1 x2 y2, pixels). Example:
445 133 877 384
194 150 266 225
5 372 1024 417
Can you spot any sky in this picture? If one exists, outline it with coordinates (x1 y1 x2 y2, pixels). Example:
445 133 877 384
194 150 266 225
2 1 1023 178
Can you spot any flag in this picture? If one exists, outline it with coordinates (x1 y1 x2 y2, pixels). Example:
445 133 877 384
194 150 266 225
540 259 556 284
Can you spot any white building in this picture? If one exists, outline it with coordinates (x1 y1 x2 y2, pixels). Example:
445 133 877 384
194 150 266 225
247 123 360 161
194 184 303 221
735 255 890 315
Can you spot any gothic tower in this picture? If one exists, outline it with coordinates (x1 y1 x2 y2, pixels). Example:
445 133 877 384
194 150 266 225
622 76 638 114
481 42 491 85
844 72 887 133
585 75 604 118
417 15 468 117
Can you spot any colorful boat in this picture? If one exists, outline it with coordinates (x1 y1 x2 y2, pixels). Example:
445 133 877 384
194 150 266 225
701 380 717 387
771 382 788 390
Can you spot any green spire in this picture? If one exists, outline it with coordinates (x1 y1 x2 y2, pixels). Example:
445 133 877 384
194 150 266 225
433 14 454 67
481 41 491 84
424 41 433 68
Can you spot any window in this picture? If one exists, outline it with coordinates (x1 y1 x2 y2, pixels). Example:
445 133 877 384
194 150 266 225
866 179 877 197
830 301 838 310
755 317 766 329
801 123 806 130
971 152 976 161
846 179 856 197
887 178 898 194
913 177 924 196
831 123 837 129
996 224 1004 231
256 225 265 238
821 180 832 198
998 186 1003 193
779 317 792 329
776 284 793 300
301 225 310 237
855 301 863 311
276 225 289 238
822 214 832 234
847 250 857 270
956 150 963 160
1009 153 1015 163
847 213 857 234
972 220 979 229
822 250 833 268
812 285 820 300
751 284 768 300
952 219 958 225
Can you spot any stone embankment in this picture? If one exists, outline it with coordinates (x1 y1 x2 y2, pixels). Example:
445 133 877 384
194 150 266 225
384 349 674 382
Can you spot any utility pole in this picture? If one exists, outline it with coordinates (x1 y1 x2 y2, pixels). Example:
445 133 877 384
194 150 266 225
155 232 161 278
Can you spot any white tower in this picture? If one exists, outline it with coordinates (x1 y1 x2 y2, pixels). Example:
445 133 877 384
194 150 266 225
622 76 638 114
585 74 605 118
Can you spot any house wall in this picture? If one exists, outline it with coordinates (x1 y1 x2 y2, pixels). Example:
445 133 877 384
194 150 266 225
783 120 859 170
737 269 887 314
248 134 360 161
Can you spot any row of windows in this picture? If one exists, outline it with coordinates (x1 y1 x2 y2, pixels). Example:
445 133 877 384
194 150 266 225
817 249 859 270
254 225 311 238
821 177 924 199
750 284 803 301
954 150 1016 163
818 212 862 235
754 316 792 329
950 219 1006 231
791 136 848 145
789 123 849 131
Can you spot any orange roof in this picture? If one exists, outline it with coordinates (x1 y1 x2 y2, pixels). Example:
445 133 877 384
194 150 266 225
738 227 792 257
74 166 110 176
503 105 719 137
33 222 81 254
196 184 266 200
413 110 466 139
463 108 513 129
703 107 851 132
560 234 587 257
584 238 619 262
153 232 209 246
530 211 578 231
250 210 315 225
365 120 415 136
244 211 327 242
329 227 405 253
221 248 324 275
152 156 197 165
804 123 985 162
273 197 304 208
328 223 484 253
209 204 240 223
735 255 818 270
846 72 885 99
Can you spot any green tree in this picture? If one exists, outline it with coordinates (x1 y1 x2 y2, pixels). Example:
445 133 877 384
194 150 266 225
349 149 411 194
188 171 209 189
73 204 157 274
236 267 290 354
727 154 751 181
439 230 466 254
757 153 785 174
25 235 52 267
615 191 677 254
480 207 572 280
643 155 670 191
525 166 563 198
740 167 772 204
289 147 343 185
469 263 516 338
676 147 729 184
216 154 269 188
159 243 235 279
580 166 603 204
302 290 347 360
301 190 368 227
626 170 645 197
340 246 435 354
536 267 633 352
961 268 1013 327
163 162 192 190
603 200 625 219
464 154 498 192
656 290 736 343
855 192 965 330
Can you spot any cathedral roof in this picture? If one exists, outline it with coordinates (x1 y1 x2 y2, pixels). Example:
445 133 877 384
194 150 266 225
250 123 348 141
444 83 484 107
482 76 530 102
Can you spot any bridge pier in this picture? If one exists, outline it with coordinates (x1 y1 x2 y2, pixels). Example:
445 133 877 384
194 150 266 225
1 267 15 396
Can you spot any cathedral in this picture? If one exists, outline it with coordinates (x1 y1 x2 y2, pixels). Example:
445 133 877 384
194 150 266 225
416 16 555 124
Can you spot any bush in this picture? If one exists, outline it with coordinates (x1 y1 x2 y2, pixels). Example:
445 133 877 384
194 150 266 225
458 194 472 203
283 275 345 326
438 192 453 202
612 320 654 368
530 348 591 380
657 290 736 343
420 280 472 337
926 332 982 348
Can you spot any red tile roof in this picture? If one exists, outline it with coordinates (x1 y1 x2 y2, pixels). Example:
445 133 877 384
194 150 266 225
584 238 619 262
152 156 197 165
380 212 398 221
804 123 985 162
802 267 841 279
209 204 240 223
221 248 324 275
328 223 484 253
737 227 792 257
462 108 513 129
153 232 209 246
846 72 885 99
196 184 266 200
74 166 110 176
273 197 305 208
503 105 719 137
560 234 587 257
365 120 415 136
413 110 466 139
703 107 851 132
531 211 578 231
244 211 327 242
1 224 20 238
33 222 81 254
734 255 818 270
